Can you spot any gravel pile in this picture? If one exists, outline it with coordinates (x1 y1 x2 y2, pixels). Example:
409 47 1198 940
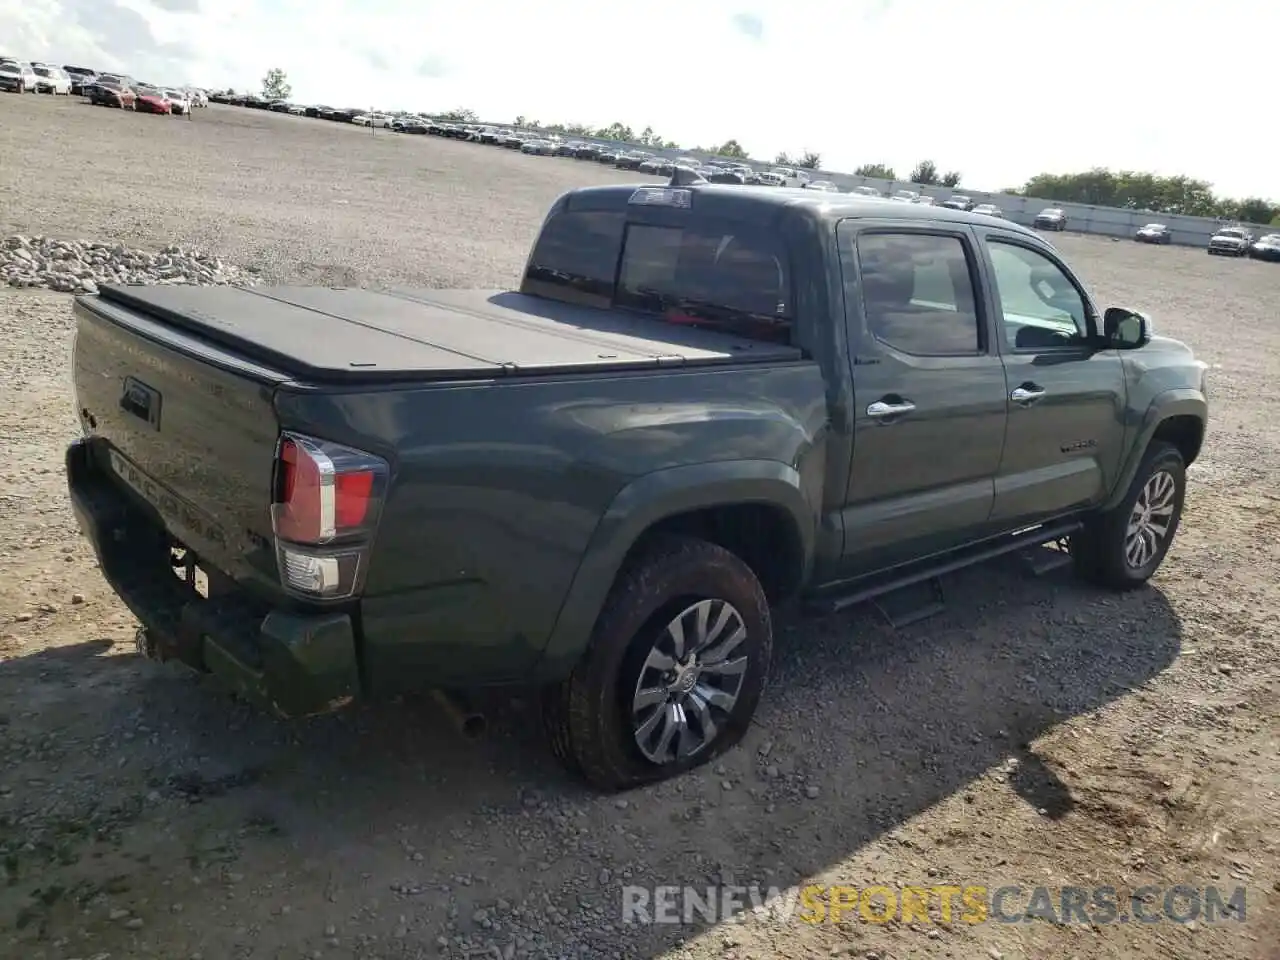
2 235 259 293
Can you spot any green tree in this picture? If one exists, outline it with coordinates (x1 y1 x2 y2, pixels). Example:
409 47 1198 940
941 170 962 188
774 151 794 165
594 122 636 142
1018 168 1241 217
705 139 748 159
439 108 478 122
1231 197 1279 225
798 151 821 170
261 68 291 100
909 159 939 185
854 163 896 180
514 115 527 126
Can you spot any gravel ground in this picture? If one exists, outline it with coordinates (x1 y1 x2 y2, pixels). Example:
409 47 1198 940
1 93 1278 960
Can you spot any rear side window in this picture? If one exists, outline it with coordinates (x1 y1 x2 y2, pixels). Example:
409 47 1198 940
854 233 982 356
615 223 792 343
521 210 625 307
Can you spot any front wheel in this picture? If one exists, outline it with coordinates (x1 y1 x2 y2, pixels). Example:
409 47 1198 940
1072 441 1186 589
543 535 772 791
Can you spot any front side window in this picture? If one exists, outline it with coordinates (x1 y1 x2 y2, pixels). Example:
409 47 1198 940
615 222 791 343
986 240 1089 350
853 232 982 357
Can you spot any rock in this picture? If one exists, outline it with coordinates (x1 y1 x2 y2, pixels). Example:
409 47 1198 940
124 917 144 929
805 785 821 799
1 235 259 290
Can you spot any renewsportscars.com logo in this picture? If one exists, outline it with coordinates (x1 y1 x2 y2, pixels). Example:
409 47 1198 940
621 883 1248 926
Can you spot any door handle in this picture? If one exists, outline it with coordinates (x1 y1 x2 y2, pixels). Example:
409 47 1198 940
866 399 916 418
1010 385 1046 404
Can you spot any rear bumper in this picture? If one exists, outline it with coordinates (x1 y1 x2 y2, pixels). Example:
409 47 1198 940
66 438 362 718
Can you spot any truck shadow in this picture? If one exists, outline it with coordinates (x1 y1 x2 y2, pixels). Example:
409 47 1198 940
0 558 1182 958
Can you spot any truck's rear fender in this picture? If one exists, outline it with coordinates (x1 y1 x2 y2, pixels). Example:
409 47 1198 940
272 363 825 689
534 459 820 680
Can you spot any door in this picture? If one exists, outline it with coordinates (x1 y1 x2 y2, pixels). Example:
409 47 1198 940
977 232 1128 525
836 222 1010 576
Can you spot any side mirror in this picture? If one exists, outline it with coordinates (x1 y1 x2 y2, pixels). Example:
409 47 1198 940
1103 307 1151 349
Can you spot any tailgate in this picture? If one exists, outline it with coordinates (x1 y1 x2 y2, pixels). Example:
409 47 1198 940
72 293 285 592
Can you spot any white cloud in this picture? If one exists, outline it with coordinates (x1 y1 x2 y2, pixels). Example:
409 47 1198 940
2 0 1274 198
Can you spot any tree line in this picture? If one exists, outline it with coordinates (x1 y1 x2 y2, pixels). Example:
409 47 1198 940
257 73 1277 224
1010 169 1278 225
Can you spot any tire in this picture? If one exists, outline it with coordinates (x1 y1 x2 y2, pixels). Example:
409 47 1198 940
542 534 772 791
1072 441 1186 590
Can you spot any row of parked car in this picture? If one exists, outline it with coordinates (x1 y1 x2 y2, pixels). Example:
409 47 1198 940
197 91 1280 258
1205 226 1280 259
0 57 208 115
0 58 77 94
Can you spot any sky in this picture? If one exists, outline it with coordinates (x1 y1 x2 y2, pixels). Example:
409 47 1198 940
3 0 1274 199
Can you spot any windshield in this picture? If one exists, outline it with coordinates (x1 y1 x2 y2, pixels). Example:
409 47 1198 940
1217 229 1246 239
1143 224 1166 230
34 67 52 77
165 90 184 98
0 64 19 75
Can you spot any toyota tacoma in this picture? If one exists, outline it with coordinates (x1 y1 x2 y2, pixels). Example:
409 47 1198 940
67 176 1208 790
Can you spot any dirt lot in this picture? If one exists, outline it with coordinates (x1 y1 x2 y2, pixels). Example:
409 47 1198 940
1 94 1277 960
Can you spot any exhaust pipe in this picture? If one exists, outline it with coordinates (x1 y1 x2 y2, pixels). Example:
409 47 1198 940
430 688 487 739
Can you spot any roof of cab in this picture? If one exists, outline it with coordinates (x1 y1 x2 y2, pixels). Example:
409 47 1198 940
561 182 1039 237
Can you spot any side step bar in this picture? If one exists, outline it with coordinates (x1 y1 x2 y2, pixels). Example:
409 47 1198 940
806 519 1083 617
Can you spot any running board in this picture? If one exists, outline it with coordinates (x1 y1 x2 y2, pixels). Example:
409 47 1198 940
806 520 1082 617
1018 538 1075 577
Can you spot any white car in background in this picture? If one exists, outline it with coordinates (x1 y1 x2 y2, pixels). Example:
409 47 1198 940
0 59 39 93
182 87 208 107
972 203 1004 218
32 65 72 94
163 88 191 114
353 113 393 127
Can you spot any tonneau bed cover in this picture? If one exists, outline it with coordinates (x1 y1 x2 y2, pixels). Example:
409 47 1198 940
92 284 802 382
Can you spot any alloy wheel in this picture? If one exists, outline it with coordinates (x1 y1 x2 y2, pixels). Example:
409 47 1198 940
630 599 749 765
1124 470 1176 569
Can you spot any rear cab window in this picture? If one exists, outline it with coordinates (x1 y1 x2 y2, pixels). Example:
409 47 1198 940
520 193 794 344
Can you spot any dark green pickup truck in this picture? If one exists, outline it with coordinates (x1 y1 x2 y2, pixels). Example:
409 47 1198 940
66 180 1207 790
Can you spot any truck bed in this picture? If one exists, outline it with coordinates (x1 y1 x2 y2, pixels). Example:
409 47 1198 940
93 284 801 382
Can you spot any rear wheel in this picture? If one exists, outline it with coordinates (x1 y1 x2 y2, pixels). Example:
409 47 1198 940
543 535 772 791
1072 441 1186 590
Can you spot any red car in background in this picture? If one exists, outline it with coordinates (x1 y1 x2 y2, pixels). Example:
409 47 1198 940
88 77 136 109
134 85 171 114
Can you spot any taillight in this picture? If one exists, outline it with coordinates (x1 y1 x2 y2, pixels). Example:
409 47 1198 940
270 432 389 600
